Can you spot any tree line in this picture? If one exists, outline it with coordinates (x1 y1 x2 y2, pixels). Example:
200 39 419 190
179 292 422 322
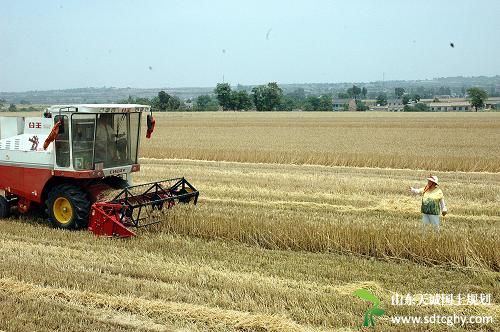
215 82 338 112
121 83 340 112
0 85 490 113
115 84 491 113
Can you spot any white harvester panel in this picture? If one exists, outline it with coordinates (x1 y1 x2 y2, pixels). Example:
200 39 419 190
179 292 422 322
23 117 53 136
0 117 24 139
0 117 53 152
0 117 53 168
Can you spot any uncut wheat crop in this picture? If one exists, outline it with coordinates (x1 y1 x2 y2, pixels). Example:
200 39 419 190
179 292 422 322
136 112 500 271
142 112 500 172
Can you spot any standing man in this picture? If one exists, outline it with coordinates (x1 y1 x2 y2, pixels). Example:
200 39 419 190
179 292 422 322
409 175 447 231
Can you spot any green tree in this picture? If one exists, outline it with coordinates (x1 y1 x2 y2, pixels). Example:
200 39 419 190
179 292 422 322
137 97 151 105
195 95 211 111
281 88 305 111
150 96 160 112
8 104 17 112
337 92 350 99
402 95 411 105
467 87 488 112
195 95 219 111
251 82 283 111
303 94 335 111
376 93 388 106
403 103 430 112
355 100 368 111
265 82 283 111
215 83 233 111
347 85 362 100
198 95 211 109
361 87 367 99
289 88 306 101
231 90 253 111
412 94 421 102
395 87 405 99
238 90 253 110
318 95 333 111
304 96 320 111
251 86 266 111
277 95 296 111
120 95 152 105
158 91 171 111
148 91 170 112
167 96 182 111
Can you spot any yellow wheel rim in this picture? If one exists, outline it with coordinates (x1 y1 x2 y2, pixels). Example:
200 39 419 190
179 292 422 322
53 197 73 224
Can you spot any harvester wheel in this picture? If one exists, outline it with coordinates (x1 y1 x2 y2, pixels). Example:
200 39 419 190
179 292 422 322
0 196 10 218
46 184 90 229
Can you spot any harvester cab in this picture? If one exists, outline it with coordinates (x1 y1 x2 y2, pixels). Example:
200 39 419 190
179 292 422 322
0 104 198 237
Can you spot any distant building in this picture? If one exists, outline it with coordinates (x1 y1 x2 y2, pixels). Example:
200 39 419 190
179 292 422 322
346 97 499 112
363 100 376 107
368 105 389 111
428 101 470 111
184 99 194 109
367 99 403 111
332 98 356 111
387 99 403 112
485 97 500 110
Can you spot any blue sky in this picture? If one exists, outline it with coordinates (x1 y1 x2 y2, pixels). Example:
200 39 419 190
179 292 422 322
1 0 499 91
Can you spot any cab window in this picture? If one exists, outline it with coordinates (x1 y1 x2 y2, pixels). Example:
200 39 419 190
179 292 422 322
54 115 70 167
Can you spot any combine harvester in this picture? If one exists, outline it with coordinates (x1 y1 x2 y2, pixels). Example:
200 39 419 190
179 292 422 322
0 104 198 237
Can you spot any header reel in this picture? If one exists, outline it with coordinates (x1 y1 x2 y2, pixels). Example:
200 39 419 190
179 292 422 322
89 178 198 237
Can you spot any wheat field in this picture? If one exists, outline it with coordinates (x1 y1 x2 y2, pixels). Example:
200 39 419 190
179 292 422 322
0 112 499 331
144 112 500 172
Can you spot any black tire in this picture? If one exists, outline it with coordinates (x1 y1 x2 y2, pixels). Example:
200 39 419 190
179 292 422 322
46 184 90 229
0 196 10 218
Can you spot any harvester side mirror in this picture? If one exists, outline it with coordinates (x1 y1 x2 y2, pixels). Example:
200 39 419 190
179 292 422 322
146 114 155 139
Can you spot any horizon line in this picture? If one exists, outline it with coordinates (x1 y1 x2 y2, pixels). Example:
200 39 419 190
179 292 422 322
1 74 499 94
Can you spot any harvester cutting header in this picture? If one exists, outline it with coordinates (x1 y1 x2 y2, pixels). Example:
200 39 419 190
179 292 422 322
0 104 198 237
